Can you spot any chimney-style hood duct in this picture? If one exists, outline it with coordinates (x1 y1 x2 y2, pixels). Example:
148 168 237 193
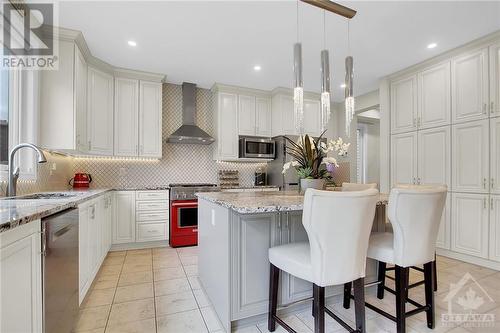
167 82 215 145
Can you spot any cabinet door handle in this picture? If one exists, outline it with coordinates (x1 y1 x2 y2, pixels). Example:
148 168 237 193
491 198 494 211
413 118 417 127
484 198 487 209
483 103 487 114
417 117 421 127
491 102 495 114
492 178 495 190
483 178 487 189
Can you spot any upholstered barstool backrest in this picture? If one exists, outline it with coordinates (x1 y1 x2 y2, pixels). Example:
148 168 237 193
342 182 378 192
302 188 379 287
388 185 447 267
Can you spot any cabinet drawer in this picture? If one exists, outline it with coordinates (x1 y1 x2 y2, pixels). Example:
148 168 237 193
136 201 169 211
136 210 169 222
136 223 167 242
136 191 169 201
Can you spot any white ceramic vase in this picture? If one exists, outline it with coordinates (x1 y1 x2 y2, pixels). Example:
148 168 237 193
300 178 326 193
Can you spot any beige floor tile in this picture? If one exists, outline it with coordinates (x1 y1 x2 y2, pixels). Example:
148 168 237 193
407 305 459 333
193 288 211 307
295 308 348 333
114 283 154 303
154 267 186 281
127 249 152 256
124 255 152 264
99 264 122 275
462 305 500 333
108 298 155 326
153 257 182 269
118 270 153 287
82 288 115 308
152 247 177 255
102 256 125 266
184 264 198 277
105 318 156 333
73 305 110 332
155 291 198 316
188 276 202 290
177 246 199 257
74 328 105 333
232 326 261 333
121 263 153 273
440 262 498 280
258 315 312 333
107 251 126 257
447 327 475 333
180 255 198 266
92 278 119 290
200 306 223 332
157 309 208 333
154 277 191 296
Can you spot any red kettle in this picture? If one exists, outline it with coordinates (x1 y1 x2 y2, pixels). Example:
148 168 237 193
69 173 92 188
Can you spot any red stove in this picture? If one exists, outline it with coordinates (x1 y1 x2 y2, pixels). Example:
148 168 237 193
169 183 218 247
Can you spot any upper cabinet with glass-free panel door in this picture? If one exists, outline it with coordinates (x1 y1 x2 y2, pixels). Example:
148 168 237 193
114 78 139 157
451 48 489 124
490 41 500 117
390 74 418 134
139 81 162 158
418 62 451 129
391 131 418 186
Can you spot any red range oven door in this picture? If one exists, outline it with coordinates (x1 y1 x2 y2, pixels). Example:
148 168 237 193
170 200 198 247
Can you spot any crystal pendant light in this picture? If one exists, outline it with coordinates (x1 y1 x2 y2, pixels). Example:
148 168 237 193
293 0 304 135
344 22 354 137
320 11 331 132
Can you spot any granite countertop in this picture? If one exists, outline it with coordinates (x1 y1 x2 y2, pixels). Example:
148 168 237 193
196 190 389 214
0 189 112 233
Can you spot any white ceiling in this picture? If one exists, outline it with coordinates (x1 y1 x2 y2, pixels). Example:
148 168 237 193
59 1 500 101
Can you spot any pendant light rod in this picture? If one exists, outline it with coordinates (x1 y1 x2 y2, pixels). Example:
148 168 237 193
301 0 356 19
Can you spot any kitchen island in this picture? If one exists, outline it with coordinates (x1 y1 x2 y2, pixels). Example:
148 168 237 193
196 190 388 332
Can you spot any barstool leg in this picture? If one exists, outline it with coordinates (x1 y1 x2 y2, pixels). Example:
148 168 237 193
312 284 318 317
313 284 325 333
268 264 280 332
353 278 366 333
433 254 438 292
343 282 352 309
424 262 435 329
377 261 387 299
395 266 408 333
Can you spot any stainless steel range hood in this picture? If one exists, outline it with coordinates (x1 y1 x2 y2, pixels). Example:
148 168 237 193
167 82 214 144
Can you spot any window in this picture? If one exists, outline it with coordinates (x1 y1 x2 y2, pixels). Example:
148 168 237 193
0 71 9 166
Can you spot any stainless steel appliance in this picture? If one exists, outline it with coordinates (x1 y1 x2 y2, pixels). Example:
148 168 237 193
267 135 326 190
169 183 218 247
41 208 79 333
239 136 275 159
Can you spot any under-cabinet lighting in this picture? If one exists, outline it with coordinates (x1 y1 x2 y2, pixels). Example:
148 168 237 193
427 43 437 49
127 40 137 47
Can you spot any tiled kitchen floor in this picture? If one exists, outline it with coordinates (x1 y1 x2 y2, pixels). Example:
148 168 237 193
73 248 500 333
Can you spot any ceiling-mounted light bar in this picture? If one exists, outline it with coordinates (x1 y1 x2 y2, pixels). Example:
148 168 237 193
300 0 356 19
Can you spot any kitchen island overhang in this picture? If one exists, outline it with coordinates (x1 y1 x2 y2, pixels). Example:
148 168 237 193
196 191 388 332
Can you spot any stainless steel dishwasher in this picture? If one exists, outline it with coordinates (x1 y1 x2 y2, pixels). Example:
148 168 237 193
42 208 79 333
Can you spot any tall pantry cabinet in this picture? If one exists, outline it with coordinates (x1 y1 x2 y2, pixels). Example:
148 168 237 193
390 37 500 267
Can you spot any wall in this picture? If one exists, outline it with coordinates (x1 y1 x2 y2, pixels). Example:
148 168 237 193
358 119 380 184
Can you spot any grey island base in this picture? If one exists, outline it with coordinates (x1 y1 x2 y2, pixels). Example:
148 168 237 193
197 191 388 332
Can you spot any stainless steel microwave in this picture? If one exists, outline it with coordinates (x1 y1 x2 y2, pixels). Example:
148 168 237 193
239 137 276 159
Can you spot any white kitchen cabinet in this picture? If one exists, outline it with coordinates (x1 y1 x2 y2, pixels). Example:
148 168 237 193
418 62 451 129
490 42 500 117
0 222 42 333
489 195 500 262
418 126 451 187
135 190 169 243
390 74 417 134
40 40 88 152
214 92 239 160
491 115 500 194
238 95 257 136
391 132 417 186
103 194 113 253
451 48 489 123
271 93 295 136
88 66 114 155
113 191 136 244
88 201 101 278
452 119 489 193
451 193 489 259
79 202 90 303
139 81 163 158
114 78 139 156
303 99 322 137
436 194 451 250
255 97 272 136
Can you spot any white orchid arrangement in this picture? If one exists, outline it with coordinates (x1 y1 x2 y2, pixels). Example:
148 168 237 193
282 131 350 179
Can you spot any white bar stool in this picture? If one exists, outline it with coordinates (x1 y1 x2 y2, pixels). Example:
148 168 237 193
344 185 447 333
268 188 379 333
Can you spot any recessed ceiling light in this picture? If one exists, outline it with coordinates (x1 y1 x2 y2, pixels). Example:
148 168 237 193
128 40 137 47
427 43 437 49
253 65 261 71
340 83 346 88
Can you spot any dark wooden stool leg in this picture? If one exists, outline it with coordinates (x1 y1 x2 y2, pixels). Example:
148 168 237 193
433 254 438 292
395 266 408 333
353 278 366 333
313 284 325 333
343 282 352 309
268 264 280 332
424 262 436 329
312 284 318 317
377 261 387 299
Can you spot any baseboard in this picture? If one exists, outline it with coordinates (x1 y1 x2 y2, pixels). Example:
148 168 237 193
110 240 170 251
437 248 500 271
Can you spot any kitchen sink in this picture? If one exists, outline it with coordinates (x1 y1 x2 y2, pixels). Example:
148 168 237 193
2 193 79 200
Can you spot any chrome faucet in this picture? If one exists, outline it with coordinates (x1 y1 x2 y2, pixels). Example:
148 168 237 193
7 143 47 197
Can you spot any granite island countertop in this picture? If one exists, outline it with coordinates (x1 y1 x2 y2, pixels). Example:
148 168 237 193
196 190 389 214
0 189 113 233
